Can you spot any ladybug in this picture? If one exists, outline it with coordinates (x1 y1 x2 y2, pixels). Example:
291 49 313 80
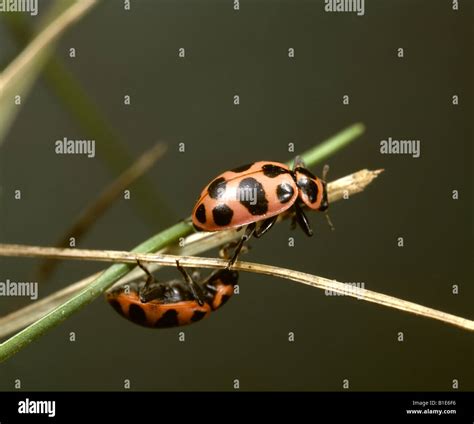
106 260 238 328
192 157 329 265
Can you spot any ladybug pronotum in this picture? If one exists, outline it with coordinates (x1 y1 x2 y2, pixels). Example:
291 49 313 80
192 157 329 265
106 261 238 328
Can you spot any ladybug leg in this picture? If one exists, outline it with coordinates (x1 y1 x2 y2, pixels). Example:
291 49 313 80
219 242 250 261
139 285 164 303
136 260 158 303
227 223 256 269
294 202 313 236
176 260 206 306
254 216 278 238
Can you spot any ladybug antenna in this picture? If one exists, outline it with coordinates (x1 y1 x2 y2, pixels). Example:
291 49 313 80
293 155 305 170
325 213 335 231
322 164 330 181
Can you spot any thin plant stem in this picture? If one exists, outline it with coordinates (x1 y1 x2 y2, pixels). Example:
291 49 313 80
285 123 365 168
0 123 366 361
0 222 191 362
1 246 472 332
0 167 381 337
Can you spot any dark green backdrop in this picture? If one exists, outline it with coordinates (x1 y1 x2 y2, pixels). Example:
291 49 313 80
0 0 472 390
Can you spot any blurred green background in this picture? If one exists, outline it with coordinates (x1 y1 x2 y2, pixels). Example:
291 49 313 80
0 0 472 390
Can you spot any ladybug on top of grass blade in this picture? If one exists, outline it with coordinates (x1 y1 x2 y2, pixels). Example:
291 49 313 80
192 156 331 265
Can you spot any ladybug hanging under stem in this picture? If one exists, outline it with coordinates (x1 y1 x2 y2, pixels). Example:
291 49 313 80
192 157 331 267
106 259 239 328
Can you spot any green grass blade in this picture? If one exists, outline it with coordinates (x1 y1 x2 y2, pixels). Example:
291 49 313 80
0 122 365 362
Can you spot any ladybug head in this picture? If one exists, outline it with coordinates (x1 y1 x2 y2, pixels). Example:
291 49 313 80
294 168 327 211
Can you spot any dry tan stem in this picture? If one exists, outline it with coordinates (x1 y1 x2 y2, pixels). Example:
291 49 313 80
0 247 472 332
0 169 383 337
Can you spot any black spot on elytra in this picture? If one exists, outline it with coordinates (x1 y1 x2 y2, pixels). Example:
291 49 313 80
191 310 207 322
212 204 234 226
262 164 288 178
108 299 124 316
195 203 206 224
207 177 227 199
238 177 268 215
298 178 318 203
128 304 146 324
276 182 294 203
155 309 179 328
230 163 254 173
296 167 317 179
